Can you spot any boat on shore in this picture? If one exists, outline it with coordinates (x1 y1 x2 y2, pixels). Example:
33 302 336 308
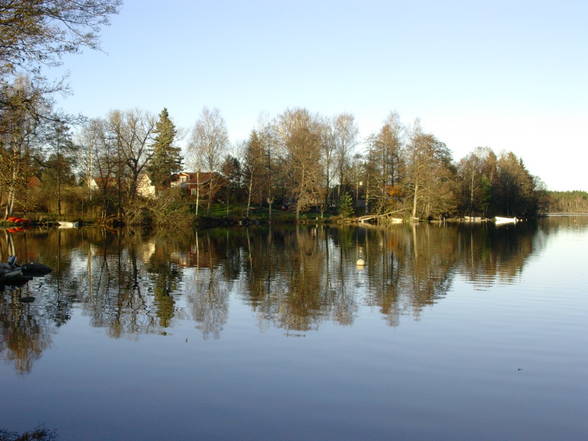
494 216 518 225
58 221 80 229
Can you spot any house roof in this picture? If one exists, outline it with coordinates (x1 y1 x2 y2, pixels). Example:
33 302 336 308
27 176 41 188
171 172 218 184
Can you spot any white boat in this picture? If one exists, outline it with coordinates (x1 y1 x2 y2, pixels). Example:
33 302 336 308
494 216 517 225
58 221 80 229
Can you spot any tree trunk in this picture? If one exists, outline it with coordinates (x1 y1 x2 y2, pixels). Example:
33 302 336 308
195 171 200 216
412 181 419 219
226 187 230 217
268 199 273 223
57 157 62 217
469 169 475 216
4 149 19 219
5 189 15 219
246 173 253 218
207 177 213 215
296 165 305 223
365 173 370 215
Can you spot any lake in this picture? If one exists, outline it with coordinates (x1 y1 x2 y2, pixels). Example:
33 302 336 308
1 218 587 441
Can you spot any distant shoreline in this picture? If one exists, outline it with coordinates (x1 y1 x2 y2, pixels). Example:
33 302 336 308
545 212 588 216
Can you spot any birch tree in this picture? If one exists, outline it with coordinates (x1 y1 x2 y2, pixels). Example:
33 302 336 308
188 107 228 215
333 113 358 198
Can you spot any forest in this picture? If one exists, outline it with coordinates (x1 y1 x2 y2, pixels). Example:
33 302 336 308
0 96 549 225
546 191 588 213
0 0 555 226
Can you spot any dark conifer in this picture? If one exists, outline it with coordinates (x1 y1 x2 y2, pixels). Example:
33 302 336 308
148 108 182 190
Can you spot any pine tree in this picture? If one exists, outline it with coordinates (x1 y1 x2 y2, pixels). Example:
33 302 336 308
339 192 354 218
148 108 182 190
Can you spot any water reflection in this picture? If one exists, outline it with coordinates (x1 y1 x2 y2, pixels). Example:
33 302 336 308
0 217 584 373
0 284 53 374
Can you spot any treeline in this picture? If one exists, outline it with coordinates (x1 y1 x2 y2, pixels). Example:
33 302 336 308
0 0 547 223
546 191 588 213
1 102 547 223
234 110 546 220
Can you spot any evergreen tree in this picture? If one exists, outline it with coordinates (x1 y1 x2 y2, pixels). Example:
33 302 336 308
148 108 182 190
339 192 354 218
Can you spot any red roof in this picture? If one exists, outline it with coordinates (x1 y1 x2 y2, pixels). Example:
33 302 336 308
27 176 41 188
171 172 217 185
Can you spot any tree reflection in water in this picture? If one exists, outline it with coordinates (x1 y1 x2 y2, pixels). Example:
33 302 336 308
1 218 581 373
0 285 53 374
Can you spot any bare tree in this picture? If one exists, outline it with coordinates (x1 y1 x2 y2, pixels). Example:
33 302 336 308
259 120 280 220
78 118 117 218
320 118 336 212
278 109 325 221
404 123 455 220
456 147 495 216
0 77 46 218
367 113 403 212
187 107 228 215
108 110 156 202
0 0 121 79
243 130 264 217
333 113 358 198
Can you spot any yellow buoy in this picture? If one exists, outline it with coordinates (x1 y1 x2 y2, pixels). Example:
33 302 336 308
356 258 366 267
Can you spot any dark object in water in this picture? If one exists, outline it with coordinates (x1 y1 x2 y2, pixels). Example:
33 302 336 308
19 296 36 303
0 426 56 441
0 257 51 285
0 267 22 282
4 275 33 287
20 263 52 276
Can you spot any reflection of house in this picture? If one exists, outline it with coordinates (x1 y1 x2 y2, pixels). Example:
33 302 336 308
141 241 156 262
87 174 156 198
170 248 218 269
170 172 225 196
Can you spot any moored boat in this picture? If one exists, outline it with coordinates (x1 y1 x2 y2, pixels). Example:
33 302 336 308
494 216 518 225
58 221 80 229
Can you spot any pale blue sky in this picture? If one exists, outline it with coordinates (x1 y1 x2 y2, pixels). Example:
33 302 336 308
54 0 587 190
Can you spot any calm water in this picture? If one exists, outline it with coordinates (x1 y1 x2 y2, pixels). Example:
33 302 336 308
1 218 587 441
